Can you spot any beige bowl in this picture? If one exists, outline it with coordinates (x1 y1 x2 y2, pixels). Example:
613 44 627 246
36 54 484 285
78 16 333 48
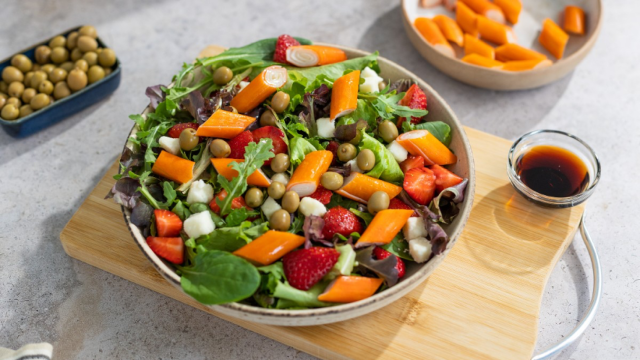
402 0 602 90
122 45 476 326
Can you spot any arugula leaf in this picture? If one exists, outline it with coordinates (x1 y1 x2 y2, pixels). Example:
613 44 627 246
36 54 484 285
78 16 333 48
402 121 452 147
350 208 373 226
172 201 191 221
136 172 177 210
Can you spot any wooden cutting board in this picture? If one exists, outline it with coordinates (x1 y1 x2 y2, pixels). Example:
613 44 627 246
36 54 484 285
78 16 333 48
60 127 584 360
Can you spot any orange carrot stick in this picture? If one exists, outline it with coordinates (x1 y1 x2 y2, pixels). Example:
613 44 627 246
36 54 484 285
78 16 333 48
477 16 517 45
414 17 456 58
459 0 506 24
196 110 256 139
433 15 465 47
286 45 347 67
464 34 495 59
356 209 414 247
151 151 195 184
461 53 505 68
495 43 547 62
336 173 402 204
396 130 457 166
494 0 522 24
210 158 272 187
539 18 570 59
329 71 360 121
456 2 479 37
502 59 553 71
230 65 287 113
233 230 305 266
317 276 384 303
287 150 333 197
564 6 586 35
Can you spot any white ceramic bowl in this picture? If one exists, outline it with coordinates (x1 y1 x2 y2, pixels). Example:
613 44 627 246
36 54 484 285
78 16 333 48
402 0 603 90
121 44 476 326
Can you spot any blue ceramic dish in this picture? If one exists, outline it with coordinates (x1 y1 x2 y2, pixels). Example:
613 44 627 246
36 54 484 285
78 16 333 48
0 26 121 137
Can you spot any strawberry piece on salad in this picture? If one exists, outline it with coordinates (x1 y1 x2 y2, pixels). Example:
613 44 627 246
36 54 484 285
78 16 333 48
167 122 199 138
430 164 464 193
209 189 253 215
228 130 255 160
397 84 427 126
146 236 184 264
283 247 340 290
252 126 288 165
322 205 363 239
373 246 406 279
399 154 425 174
273 34 301 64
305 185 332 205
403 167 436 205
388 198 419 217
154 209 183 237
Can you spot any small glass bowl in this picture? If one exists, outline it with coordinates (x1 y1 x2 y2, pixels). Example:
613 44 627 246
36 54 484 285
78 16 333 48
507 129 601 208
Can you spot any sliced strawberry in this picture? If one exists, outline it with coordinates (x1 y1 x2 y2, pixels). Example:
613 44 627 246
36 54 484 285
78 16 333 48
399 155 425 174
154 209 183 237
403 167 436 205
283 247 340 290
397 84 427 126
322 206 363 239
209 189 253 215
430 164 464 193
273 34 301 64
325 141 340 165
372 246 405 279
305 186 332 205
228 130 255 159
146 236 184 264
252 126 288 165
388 198 419 217
167 123 199 138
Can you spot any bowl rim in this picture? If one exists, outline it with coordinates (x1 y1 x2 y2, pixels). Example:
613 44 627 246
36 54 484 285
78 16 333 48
120 43 476 320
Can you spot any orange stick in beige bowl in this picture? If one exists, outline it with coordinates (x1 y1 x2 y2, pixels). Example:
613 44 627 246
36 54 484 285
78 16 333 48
230 65 287 113
456 2 479 37
396 130 457 165
462 54 505 69
317 276 384 303
459 0 506 24
356 209 415 247
151 151 195 184
464 34 495 59
477 16 517 45
495 43 547 62
329 71 360 120
233 231 305 266
210 158 272 187
287 150 333 197
502 59 553 72
336 173 403 204
564 6 586 35
196 110 256 139
414 17 455 58
493 0 522 24
433 15 464 47
286 45 347 67
539 18 570 59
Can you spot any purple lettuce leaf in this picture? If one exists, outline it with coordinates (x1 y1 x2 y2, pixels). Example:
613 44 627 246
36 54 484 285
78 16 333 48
105 177 141 209
181 91 205 121
355 246 399 286
130 201 154 236
327 163 352 178
386 79 414 94
145 85 165 110
303 215 333 249
334 120 368 143
399 191 449 256
428 179 469 224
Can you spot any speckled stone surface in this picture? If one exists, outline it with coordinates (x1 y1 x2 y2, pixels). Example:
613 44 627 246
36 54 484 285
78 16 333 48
0 0 638 359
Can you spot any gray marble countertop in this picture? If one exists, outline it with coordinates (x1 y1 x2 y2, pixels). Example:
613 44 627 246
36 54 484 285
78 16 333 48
1 0 638 359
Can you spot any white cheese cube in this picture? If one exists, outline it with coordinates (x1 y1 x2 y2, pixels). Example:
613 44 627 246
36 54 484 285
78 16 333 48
386 140 408 163
316 117 336 138
359 77 380 93
403 217 428 240
183 211 215 239
299 197 327 217
158 136 181 155
346 159 363 174
271 172 290 186
261 197 281 220
409 237 433 263
361 66 379 79
238 80 250 92
186 180 214 204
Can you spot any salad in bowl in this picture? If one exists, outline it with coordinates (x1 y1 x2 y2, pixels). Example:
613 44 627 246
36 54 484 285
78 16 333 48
108 35 474 325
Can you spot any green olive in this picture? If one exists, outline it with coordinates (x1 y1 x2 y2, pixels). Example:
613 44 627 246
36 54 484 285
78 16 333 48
35 45 51 64
41 64 55 75
7 82 25 98
368 191 390 215
244 188 264 208
259 110 277 127
21 88 37 103
30 71 48 89
82 51 98 66
98 48 116 68
337 143 357 162
349 129 363 145
212 66 233 85
53 82 71 100
271 91 290 113
70 48 83 62
2 66 24 84
49 68 67 83
269 209 291 231
74 59 88 72
87 65 105 84
270 153 290 173
281 191 300 213
31 64 41 72
357 149 376 171
50 47 69 64
38 80 54 95
1 104 19 120
78 25 98 39
67 69 87 91
11 54 32 73
0 94 6 109
59 61 74 73
267 181 286 200
49 35 67 49
77 36 98 53
23 72 34 87
18 104 33 118
66 32 79 50
95 48 103 55
179 128 199 151
320 172 344 191
378 120 398 143
378 81 387 91
30 93 50 110
210 139 231 158
0 81 8 93
6 97 21 108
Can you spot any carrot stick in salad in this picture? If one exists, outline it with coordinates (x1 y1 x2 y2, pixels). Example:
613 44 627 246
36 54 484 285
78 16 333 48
233 230 305 266
356 209 414 247
539 18 570 59
396 130 457 166
229 65 287 113
196 110 256 139
287 150 333 197
329 71 360 121
317 276 384 303
210 158 272 187
286 45 347 67
495 43 547 62
464 34 495 59
433 15 465 47
477 16 517 45
336 173 403 204
151 151 195 184
414 18 456 58
564 6 586 35
461 53 505 69
502 59 553 71
456 2 479 37
459 0 506 24
494 0 522 25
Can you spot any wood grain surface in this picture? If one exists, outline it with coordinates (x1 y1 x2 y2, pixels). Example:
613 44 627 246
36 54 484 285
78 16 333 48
60 127 584 360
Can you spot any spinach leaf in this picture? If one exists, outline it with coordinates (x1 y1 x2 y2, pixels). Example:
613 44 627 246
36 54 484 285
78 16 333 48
196 222 269 252
326 193 361 210
381 234 415 261
402 121 452 147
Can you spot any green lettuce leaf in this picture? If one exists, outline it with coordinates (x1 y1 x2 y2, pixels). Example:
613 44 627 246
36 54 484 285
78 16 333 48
359 133 404 183
289 137 322 167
